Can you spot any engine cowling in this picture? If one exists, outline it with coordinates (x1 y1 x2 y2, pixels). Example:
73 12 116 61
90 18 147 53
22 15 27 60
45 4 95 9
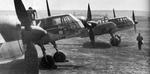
21 26 47 43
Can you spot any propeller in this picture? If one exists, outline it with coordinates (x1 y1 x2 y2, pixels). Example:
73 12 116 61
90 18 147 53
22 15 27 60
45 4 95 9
46 0 51 16
79 3 93 28
14 0 39 73
78 3 95 46
113 8 116 18
132 10 138 33
86 3 95 46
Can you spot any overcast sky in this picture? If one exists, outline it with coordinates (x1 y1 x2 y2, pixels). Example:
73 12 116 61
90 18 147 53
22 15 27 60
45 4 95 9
0 0 149 11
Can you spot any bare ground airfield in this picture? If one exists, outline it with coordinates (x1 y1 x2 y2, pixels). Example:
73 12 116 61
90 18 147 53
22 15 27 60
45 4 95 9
0 12 149 74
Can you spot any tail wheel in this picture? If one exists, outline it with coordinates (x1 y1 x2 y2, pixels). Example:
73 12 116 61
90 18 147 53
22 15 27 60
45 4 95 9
110 35 121 46
53 51 66 62
40 55 57 69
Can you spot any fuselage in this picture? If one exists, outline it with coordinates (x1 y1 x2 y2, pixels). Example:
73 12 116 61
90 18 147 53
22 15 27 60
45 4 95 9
93 17 134 35
35 14 135 40
108 17 134 31
0 14 135 43
35 14 85 40
0 14 84 43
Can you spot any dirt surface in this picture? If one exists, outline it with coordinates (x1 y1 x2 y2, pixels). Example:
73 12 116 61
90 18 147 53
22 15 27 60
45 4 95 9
39 16 150 74
40 35 149 74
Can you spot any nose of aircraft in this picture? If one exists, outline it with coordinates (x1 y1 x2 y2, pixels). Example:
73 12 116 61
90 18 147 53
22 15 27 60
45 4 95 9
78 17 91 28
21 26 47 42
128 17 137 33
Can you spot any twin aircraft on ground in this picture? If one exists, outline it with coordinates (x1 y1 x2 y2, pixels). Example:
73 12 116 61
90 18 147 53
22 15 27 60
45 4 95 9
0 0 138 64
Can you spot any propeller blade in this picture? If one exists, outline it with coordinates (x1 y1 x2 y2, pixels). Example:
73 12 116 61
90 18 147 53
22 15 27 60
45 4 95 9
113 8 116 18
46 0 51 16
132 10 138 24
132 10 137 33
14 0 31 26
132 10 136 23
86 3 92 21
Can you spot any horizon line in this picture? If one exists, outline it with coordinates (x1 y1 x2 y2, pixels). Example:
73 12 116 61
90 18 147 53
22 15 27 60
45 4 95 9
0 9 149 12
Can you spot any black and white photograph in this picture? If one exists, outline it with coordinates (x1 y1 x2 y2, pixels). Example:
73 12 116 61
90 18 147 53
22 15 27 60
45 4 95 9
0 0 149 74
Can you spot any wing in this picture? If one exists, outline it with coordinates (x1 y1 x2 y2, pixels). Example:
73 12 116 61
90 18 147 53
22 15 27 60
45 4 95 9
0 40 24 60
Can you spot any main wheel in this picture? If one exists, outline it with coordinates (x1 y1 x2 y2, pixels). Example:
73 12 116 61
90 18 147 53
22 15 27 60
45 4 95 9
40 55 57 69
53 51 66 62
110 36 121 46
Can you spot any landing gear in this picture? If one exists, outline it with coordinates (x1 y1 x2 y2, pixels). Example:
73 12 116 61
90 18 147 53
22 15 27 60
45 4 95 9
40 55 57 69
38 39 68 69
51 41 67 62
53 51 66 62
110 34 121 46
38 44 57 69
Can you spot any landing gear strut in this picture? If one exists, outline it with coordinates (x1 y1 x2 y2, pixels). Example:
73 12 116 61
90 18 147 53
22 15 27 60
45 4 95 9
110 34 121 46
38 39 67 69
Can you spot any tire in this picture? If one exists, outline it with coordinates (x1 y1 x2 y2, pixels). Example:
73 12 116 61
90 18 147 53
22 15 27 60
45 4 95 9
110 37 120 46
53 51 66 62
40 55 57 69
